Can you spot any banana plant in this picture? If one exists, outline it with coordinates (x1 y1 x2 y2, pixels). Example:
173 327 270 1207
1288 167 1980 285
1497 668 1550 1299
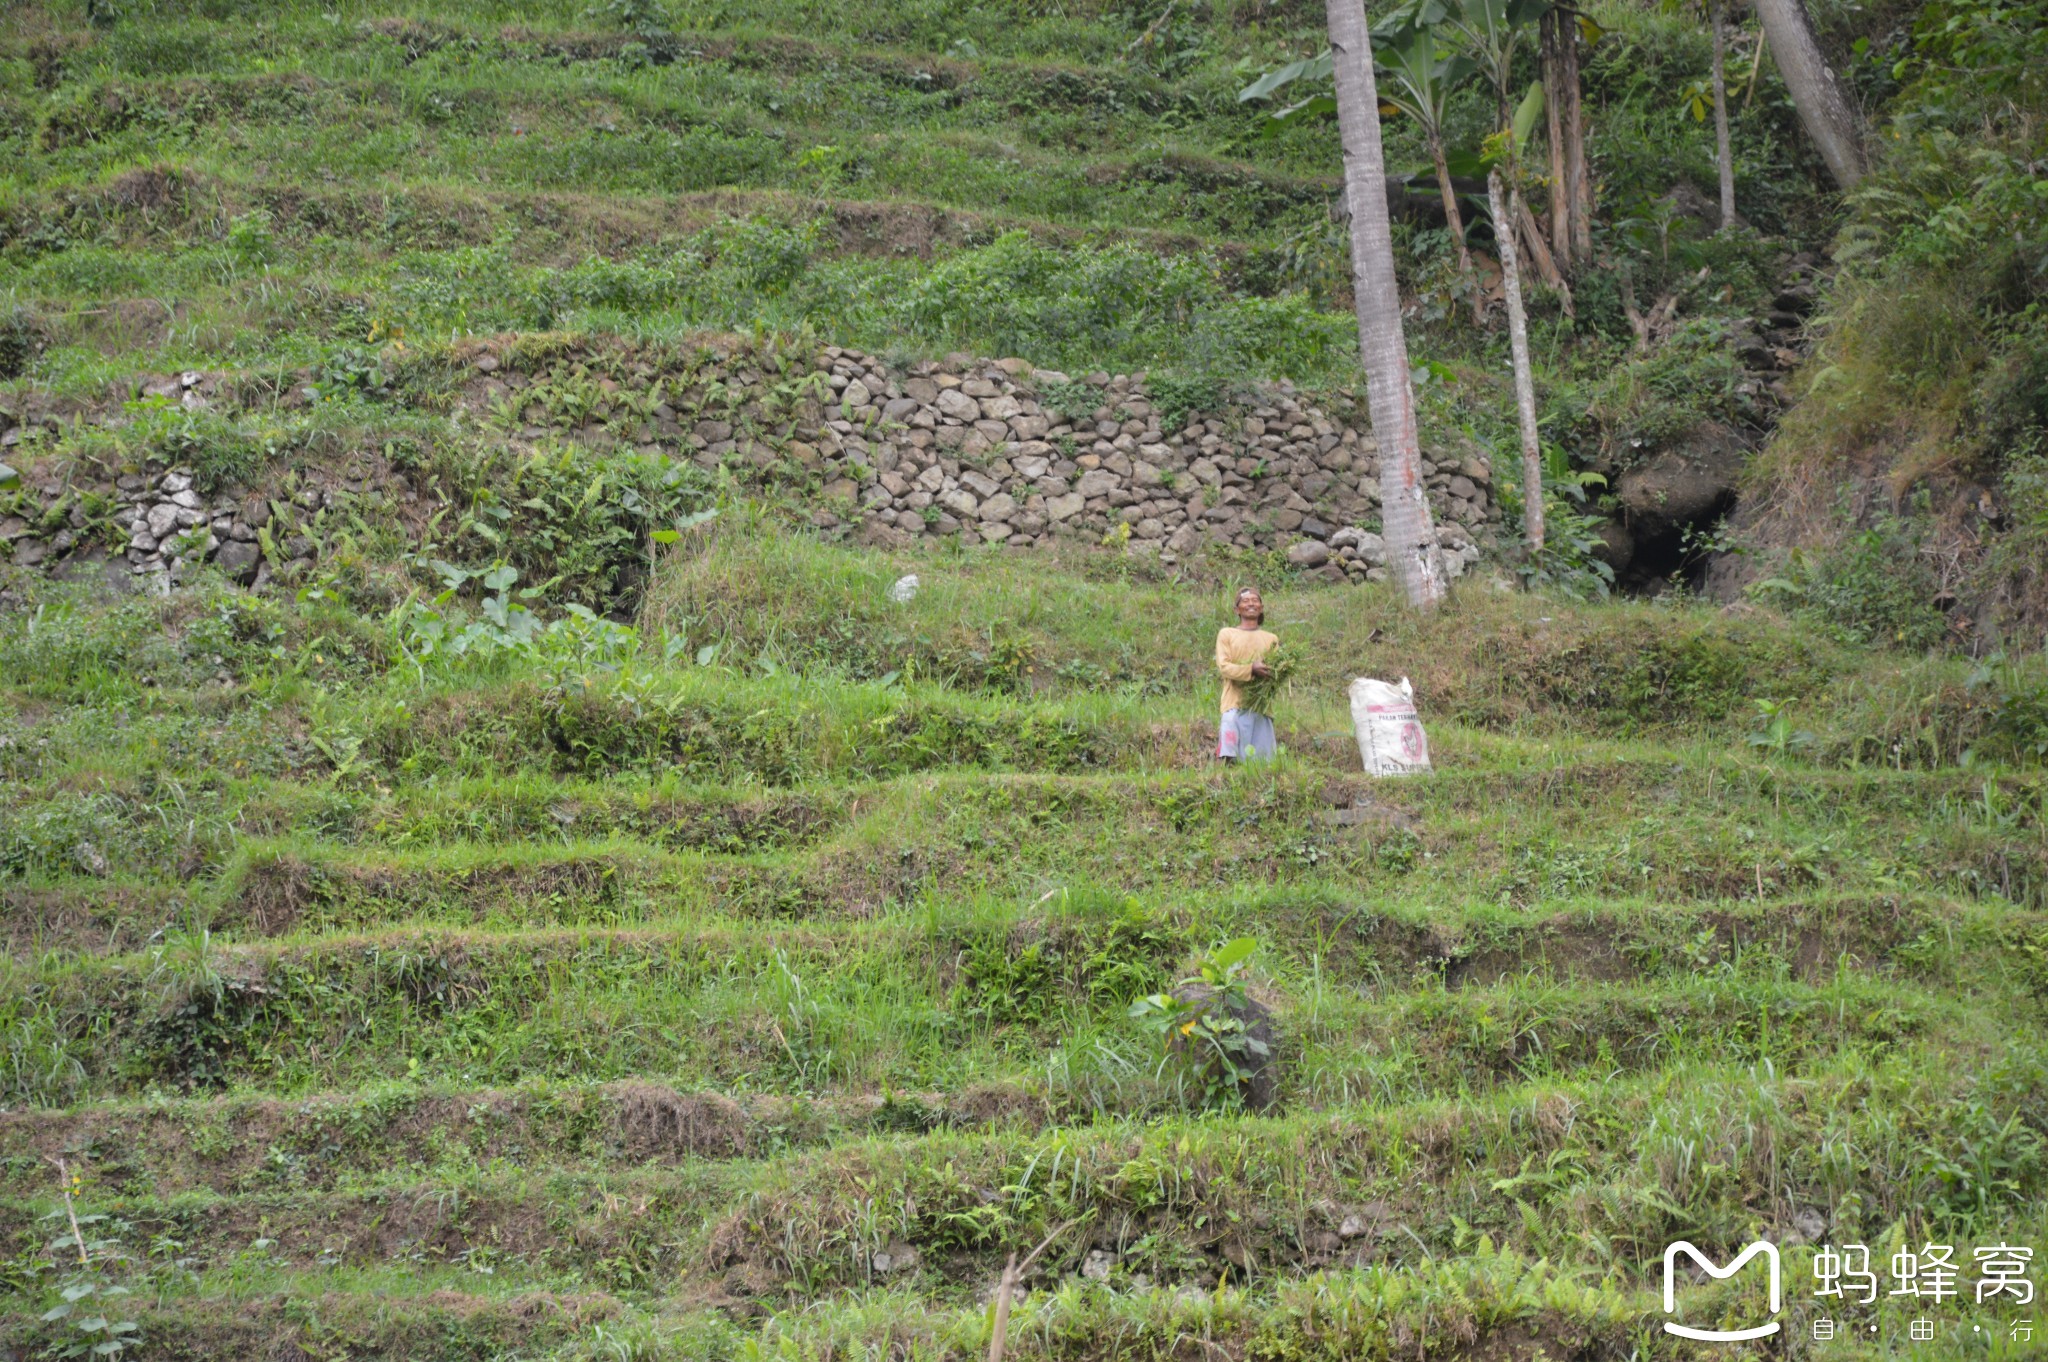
1430 0 1556 562
1375 26 1482 315
1236 49 1334 128
1237 24 1480 299
1428 0 1552 130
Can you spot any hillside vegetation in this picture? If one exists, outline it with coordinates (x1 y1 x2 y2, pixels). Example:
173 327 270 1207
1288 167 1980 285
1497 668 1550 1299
1 525 2045 1358
0 0 2046 1359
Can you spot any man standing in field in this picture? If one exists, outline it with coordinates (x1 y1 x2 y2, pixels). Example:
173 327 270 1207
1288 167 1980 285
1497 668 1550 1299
1215 586 1279 762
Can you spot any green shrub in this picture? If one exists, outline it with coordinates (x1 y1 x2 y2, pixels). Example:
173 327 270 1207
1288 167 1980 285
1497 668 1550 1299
896 230 1353 378
438 442 715 613
124 397 277 491
1752 524 1951 651
1984 444 2048 640
1147 370 1234 435
1036 379 1104 424
1584 318 1747 450
532 676 1107 782
1776 2 2048 480
1128 937 1269 1110
0 301 46 380
0 589 193 697
0 1002 85 1108
953 935 1060 1028
1967 652 2048 763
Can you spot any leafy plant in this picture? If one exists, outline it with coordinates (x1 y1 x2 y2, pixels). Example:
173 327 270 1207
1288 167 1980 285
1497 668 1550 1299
1128 937 1269 1109
1915 1098 2046 1224
954 936 1059 1028
1965 651 2048 762
225 209 276 269
897 231 1351 378
1748 697 1816 757
1501 447 1616 598
1749 524 1949 651
147 927 228 1010
586 0 672 31
440 442 715 613
315 345 391 398
397 562 654 679
1037 380 1103 424
119 397 280 493
0 303 46 381
1748 697 1816 812
1147 371 1232 436
1238 18 1483 308
38 1161 142 1359
2 1004 85 1108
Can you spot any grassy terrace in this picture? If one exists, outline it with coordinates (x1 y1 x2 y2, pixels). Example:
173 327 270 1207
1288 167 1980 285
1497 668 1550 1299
2 0 2045 1359
2 526 2044 1358
2 0 1813 401
1 0 1386 396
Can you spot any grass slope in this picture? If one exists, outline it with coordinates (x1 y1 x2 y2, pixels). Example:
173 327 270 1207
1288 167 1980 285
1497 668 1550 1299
0 1 2044 1358
2 518 2045 1359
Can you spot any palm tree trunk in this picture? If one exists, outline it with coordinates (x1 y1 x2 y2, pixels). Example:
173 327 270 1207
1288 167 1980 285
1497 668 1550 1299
1430 138 1484 324
1752 0 1866 189
1539 10 1573 273
1711 0 1736 228
1489 168 1544 560
1327 0 1445 608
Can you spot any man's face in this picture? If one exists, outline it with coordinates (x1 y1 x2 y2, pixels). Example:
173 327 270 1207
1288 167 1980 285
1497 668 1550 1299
1239 590 1263 621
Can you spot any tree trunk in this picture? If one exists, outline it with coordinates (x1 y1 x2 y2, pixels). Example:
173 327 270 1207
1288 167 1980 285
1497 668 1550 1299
1489 168 1544 560
1539 10 1573 273
1743 25 1768 110
1430 138 1484 324
1553 12 1592 266
1752 0 1865 189
987 1255 1018 1362
1711 0 1736 228
1327 0 1445 608
1516 196 1571 310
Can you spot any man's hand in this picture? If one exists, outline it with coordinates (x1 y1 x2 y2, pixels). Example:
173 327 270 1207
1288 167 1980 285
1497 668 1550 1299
1251 663 1273 679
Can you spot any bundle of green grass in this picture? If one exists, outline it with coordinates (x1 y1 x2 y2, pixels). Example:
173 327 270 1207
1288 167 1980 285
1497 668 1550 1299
1241 643 1298 714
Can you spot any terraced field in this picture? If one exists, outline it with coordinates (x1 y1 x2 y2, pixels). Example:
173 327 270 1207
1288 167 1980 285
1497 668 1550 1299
0 525 2042 1359
4 0 2047 1359
1 0 1820 396
0 0 1398 394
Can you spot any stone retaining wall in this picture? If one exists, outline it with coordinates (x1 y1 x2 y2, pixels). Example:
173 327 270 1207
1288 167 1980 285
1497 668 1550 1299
715 346 1498 581
2 342 1503 589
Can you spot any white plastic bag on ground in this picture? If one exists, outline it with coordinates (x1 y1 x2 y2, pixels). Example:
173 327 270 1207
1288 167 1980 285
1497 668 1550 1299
1349 676 1432 777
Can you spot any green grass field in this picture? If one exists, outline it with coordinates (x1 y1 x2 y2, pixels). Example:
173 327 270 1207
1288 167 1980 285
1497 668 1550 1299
3 0 2047 1358
2 522 2044 1358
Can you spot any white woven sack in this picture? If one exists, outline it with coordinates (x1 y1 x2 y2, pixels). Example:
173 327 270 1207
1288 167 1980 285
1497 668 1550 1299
1349 676 1432 777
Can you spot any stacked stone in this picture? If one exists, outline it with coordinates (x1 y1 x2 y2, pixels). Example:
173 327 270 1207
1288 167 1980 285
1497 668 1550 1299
2 363 331 588
769 346 1499 572
7 346 1503 588
115 470 296 587
1 471 282 585
136 368 217 412
0 410 26 453
0 482 76 570
1287 521 1484 582
1726 251 1823 410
